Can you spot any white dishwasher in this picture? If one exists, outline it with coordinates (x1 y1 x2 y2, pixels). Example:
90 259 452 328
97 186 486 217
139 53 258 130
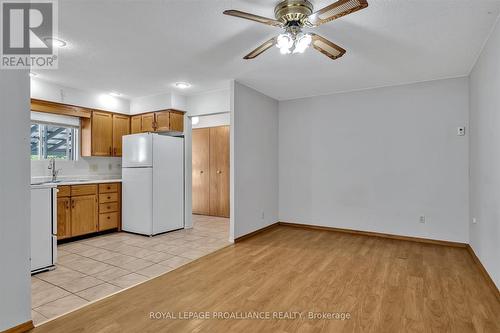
31 186 57 273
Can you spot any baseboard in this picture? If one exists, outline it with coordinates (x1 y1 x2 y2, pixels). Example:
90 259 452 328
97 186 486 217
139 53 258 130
466 245 500 303
278 221 467 248
234 222 279 243
1 321 34 333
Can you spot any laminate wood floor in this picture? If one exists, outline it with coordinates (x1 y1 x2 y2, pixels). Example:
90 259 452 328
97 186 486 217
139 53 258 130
32 226 500 333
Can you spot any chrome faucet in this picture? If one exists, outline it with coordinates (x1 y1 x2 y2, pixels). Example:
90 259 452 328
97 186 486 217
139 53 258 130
48 158 60 182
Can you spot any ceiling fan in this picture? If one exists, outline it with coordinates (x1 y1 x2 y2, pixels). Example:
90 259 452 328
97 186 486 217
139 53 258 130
223 0 368 60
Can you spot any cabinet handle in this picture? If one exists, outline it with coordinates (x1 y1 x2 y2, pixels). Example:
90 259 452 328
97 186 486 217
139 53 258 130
66 201 69 209
107 196 111 200
200 170 204 174
72 200 75 209
217 170 222 174
109 147 112 155
107 216 111 220
114 148 117 156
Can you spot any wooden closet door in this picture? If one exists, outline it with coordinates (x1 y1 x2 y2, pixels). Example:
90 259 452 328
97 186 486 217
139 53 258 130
192 128 210 215
209 126 230 217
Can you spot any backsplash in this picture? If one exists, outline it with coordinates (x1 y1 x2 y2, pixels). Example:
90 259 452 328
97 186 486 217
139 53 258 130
31 157 122 182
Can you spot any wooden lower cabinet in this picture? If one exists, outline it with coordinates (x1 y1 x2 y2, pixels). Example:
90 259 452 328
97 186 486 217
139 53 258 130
57 182 121 240
57 197 71 240
98 183 120 231
71 195 98 237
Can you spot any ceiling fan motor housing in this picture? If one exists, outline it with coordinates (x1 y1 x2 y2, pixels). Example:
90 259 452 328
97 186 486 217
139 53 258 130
275 0 313 25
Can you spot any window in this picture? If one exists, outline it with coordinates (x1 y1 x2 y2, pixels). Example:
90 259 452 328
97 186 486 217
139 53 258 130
31 123 79 160
30 111 80 161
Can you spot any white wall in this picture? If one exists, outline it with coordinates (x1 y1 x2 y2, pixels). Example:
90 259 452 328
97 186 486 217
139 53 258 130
232 82 279 239
192 113 230 129
31 78 130 114
0 72 31 330
187 89 230 116
469 18 500 289
279 78 469 243
31 158 122 181
130 92 187 114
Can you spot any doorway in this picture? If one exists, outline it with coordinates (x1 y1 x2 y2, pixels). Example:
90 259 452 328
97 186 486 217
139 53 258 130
191 113 230 232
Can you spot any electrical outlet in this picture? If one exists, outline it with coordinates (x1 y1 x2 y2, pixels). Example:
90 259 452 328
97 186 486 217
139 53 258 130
108 163 112 171
261 211 265 220
472 217 478 224
457 127 466 136
90 164 98 172
419 216 426 223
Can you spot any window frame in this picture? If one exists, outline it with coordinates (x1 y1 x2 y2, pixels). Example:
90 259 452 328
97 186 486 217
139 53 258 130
31 121 80 161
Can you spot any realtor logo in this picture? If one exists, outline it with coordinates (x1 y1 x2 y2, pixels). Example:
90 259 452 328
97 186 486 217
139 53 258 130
1 0 58 69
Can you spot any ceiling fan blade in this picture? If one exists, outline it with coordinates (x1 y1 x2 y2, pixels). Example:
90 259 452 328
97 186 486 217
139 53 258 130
310 33 346 60
307 0 368 27
223 10 283 28
244 37 277 60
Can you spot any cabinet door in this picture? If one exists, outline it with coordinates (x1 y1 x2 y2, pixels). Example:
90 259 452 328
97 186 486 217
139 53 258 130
192 128 210 215
141 113 156 132
209 126 230 217
112 114 130 156
155 111 170 132
57 197 71 240
92 111 113 156
71 195 98 237
169 111 184 132
131 115 142 134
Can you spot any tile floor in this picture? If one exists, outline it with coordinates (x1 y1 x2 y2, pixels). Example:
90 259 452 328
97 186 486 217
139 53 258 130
31 215 230 326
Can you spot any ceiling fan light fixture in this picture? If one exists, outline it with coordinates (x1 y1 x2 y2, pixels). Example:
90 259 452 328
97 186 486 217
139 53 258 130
276 33 294 54
293 33 312 53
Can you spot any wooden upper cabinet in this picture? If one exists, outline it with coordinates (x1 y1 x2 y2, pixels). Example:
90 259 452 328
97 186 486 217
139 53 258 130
155 111 170 132
131 115 142 134
141 113 156 132
169 111 184 132
91 111 113 156
71 194 98 237
112 114 130 156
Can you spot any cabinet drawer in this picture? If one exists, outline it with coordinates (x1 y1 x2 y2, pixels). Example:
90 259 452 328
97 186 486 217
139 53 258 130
71 184 97 196
99 212 118 231
57 186 71 197
99 183 119 193
99 202 118 213
99 192 118 203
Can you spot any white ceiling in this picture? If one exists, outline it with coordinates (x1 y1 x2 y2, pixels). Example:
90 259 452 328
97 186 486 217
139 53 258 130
37 0 500 100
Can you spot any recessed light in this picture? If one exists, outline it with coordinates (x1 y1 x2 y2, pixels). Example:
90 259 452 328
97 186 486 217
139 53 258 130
29 72 37 77
44 37 67 48
191 116 200 125
175 82 191 89
109 91 122 97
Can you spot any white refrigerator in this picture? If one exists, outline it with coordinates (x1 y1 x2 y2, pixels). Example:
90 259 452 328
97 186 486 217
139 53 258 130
122 133 184 236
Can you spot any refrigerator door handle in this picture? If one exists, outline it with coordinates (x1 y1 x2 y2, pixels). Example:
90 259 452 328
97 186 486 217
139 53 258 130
52 187 58 235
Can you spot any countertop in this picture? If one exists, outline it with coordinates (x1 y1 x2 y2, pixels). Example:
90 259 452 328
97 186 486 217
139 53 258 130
31 178 122 189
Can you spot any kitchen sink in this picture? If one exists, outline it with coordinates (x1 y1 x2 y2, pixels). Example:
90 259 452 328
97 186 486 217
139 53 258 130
31 179 90 185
